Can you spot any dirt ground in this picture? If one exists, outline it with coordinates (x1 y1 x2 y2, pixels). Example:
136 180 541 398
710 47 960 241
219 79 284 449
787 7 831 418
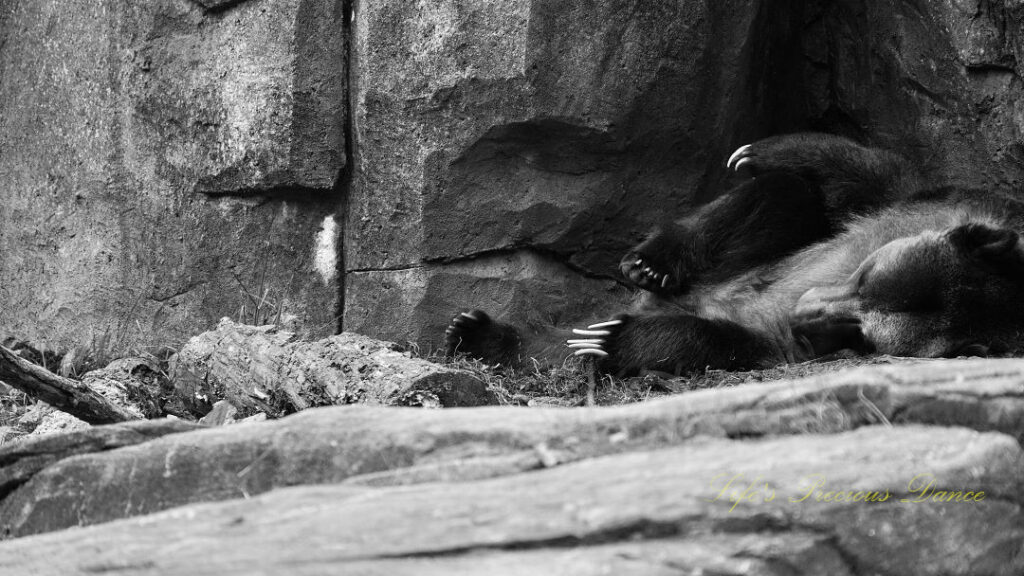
434 353 916 407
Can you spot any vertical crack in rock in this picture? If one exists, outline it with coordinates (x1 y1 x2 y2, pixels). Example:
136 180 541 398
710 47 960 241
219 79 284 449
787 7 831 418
336 0 356 333
190 0 251 12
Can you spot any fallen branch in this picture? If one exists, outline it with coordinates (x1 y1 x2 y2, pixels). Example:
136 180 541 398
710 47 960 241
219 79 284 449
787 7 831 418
169 319 495 414
0 345 137 425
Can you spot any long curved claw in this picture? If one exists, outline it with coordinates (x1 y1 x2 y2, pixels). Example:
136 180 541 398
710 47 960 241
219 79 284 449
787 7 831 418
727 143 752 170
572 328 611 337
587 319 623 329
448 311 482 335
568 317 624 357
567 338 604 350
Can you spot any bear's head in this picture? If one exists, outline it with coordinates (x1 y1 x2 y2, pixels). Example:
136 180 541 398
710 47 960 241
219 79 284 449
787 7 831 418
792 222 1024 358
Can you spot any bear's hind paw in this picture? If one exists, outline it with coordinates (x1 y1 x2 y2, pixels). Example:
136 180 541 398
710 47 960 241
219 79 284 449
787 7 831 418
620 253 676 293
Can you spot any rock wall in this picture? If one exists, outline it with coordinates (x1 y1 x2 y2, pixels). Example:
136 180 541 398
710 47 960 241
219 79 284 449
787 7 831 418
802 0 1024 190
344 0 808 348
6 0 1024 356
0 0 345 353
352 0 1024 353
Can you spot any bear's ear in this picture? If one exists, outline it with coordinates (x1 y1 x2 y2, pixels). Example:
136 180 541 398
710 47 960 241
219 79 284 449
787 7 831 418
948 223 1024 272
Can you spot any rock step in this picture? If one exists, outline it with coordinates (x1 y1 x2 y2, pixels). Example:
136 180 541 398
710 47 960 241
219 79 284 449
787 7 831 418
1 358 1022 540
0 425 1020 575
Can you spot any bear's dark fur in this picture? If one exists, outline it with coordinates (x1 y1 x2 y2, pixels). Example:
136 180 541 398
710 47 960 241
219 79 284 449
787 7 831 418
445 133 1024 375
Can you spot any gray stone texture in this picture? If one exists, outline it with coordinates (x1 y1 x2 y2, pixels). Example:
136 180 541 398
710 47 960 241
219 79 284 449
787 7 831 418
7 0 1024 372
2 419 1023 573
0 357 1021 574
344 0 807 348
3 358 1023 540
801 0 1024 190
345 0 1024 355
0 0 345 354
0 419 199 502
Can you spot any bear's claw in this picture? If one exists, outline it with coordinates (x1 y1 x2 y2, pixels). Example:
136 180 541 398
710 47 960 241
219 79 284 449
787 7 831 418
567 319 623 357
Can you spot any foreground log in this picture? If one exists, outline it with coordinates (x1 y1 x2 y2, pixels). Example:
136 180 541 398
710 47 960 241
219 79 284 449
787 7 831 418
0 345 138 425
168 319 495 415
0 425 1020 576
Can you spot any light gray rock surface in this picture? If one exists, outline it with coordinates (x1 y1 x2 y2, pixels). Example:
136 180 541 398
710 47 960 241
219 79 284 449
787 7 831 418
0 424 1020 575
0 419 199 502
0 0 345 354
2 358 1022 543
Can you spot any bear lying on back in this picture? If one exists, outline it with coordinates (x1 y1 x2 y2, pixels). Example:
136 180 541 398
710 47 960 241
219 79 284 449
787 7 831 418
445 133 1024 375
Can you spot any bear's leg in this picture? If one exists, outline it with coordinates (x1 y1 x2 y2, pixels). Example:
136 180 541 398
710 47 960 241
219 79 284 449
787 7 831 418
621 171 831 295
568 313 781 376
726 132 918 217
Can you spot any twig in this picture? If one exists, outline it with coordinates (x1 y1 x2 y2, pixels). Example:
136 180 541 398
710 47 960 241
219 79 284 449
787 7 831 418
585 359 598 407
0 345 137 424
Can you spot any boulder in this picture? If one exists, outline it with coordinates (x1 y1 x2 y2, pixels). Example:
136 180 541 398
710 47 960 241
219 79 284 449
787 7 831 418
2 357 1022 539
0 419 199 502
0 0 345 354
21 412 90 439
197 400 239 426
0 425 1020 575
15 404 89 438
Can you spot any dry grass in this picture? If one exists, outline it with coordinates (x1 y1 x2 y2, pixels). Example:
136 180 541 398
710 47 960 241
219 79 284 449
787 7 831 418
0 384 34 444
433 352 905 407
0 329 914 442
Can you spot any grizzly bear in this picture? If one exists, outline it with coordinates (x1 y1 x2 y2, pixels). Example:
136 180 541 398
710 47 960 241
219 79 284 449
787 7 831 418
445 134 1024 376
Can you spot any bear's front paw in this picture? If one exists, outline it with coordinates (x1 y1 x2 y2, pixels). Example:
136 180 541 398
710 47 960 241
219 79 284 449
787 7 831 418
566 317 625 360
567 316 647 376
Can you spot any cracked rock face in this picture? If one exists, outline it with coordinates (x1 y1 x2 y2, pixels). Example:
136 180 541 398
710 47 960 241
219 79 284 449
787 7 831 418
344 0 807 349
0 0 345 353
